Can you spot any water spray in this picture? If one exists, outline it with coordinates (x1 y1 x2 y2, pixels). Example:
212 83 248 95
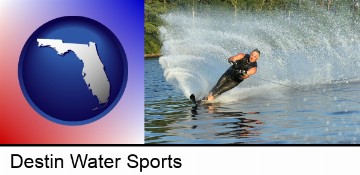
159 8 360 102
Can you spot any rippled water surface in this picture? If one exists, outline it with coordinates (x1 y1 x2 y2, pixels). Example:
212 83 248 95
145 58 360 144
146 9 360 144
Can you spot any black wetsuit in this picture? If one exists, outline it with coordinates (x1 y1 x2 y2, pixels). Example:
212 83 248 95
209 54 257 99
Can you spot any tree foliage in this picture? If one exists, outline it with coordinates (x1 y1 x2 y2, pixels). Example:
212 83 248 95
145 0 166 55
145 0 359 56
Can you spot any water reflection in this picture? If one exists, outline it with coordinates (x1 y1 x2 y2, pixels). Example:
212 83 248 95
188 102 263 143
145 97 265 144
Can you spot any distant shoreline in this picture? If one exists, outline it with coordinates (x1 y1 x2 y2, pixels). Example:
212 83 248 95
145 53 162 59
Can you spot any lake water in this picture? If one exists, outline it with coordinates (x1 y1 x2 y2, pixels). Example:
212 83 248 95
145 9 360 144
145 58 360 144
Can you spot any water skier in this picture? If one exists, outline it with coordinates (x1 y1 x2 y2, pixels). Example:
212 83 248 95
204 49 261 102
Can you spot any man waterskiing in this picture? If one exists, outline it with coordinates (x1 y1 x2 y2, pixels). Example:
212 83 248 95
199 49 260 103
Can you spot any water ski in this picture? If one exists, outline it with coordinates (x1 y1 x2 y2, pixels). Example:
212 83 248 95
190 94 212 106
190 94 197 104
189 94 198 116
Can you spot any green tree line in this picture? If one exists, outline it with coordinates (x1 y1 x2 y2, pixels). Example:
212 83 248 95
145 0 359 57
